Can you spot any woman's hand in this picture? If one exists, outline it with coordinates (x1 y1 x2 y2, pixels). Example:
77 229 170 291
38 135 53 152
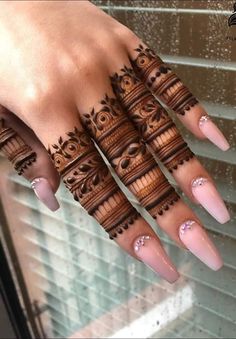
0 0 230 283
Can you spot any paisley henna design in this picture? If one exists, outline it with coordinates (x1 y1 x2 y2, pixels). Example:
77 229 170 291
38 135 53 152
131 44 198 116
0 119 36 175
83 95 180 218
110 67 194 173
48 127 139 239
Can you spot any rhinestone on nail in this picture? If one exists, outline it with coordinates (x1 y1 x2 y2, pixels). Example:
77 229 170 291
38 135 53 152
180 220 195 235
31 178 41 190
192 177 208 188
134 235 151 252
199 115 210 126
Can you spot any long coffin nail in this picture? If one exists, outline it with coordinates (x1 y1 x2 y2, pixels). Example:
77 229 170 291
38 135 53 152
179 220 223 270
199 115 230 151
192 177 230 224
133 235 179 283
31 178 60 211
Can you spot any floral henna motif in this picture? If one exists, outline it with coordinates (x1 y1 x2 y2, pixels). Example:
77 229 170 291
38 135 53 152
83 96 180 218
111 67 194 173
0 119 36 175
48 127 139 239
131 44 198 116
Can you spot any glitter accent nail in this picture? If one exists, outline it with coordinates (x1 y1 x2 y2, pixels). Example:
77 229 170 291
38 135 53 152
191 177 230 224
134 235 151 252
179 220 223 270
133 235 179 282
31 178 41 190
198 114 230 151
192 177 208 188
180 220 195 235
199 115 210 126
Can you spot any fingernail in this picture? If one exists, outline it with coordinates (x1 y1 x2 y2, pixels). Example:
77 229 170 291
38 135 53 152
179 220 223 270
199 115 230 151
31 178 60 211
133 235 179 283
191 177 230 224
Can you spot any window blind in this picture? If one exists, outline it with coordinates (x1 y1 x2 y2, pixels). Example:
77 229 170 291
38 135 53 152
0 1 235 338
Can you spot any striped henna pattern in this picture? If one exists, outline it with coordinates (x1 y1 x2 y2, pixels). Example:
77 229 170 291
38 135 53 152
111 67 194 173
132 44 198 116
48 127 139 239
0 119 36 175
83 96 180 218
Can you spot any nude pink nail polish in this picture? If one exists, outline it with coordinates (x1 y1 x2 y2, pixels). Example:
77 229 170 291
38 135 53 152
199 115 230 151
133 235 180 283
191 177 230 224
179 220 223 271
31 178 60 211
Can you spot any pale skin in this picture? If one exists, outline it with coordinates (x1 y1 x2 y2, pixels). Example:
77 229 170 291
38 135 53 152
0 1 230 281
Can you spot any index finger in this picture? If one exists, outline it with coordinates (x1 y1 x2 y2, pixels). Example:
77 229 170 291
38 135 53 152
129 42 230 151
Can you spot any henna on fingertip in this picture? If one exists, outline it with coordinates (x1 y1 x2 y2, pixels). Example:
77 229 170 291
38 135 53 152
48 127 140 239
110 66 194 173
131 44 198 116
0 118 36 175
82 96 180 220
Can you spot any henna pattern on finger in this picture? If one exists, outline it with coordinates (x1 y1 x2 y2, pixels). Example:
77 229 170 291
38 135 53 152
48 127 139 239
0 119 36 175
131 44 198 116
83 96 180 219
111 67 194 173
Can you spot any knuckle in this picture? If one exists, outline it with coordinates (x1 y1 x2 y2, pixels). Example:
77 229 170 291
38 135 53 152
22 80 57 112
79 49 95 70
114 25 139 44
78 48 103 78
98 31 117 50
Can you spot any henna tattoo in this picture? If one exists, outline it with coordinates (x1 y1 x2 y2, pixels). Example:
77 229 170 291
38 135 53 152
131 44 198 116
228 2 236 27
0 119 36 175
83 96 180 218
48 127 139 239
111 67 194 173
